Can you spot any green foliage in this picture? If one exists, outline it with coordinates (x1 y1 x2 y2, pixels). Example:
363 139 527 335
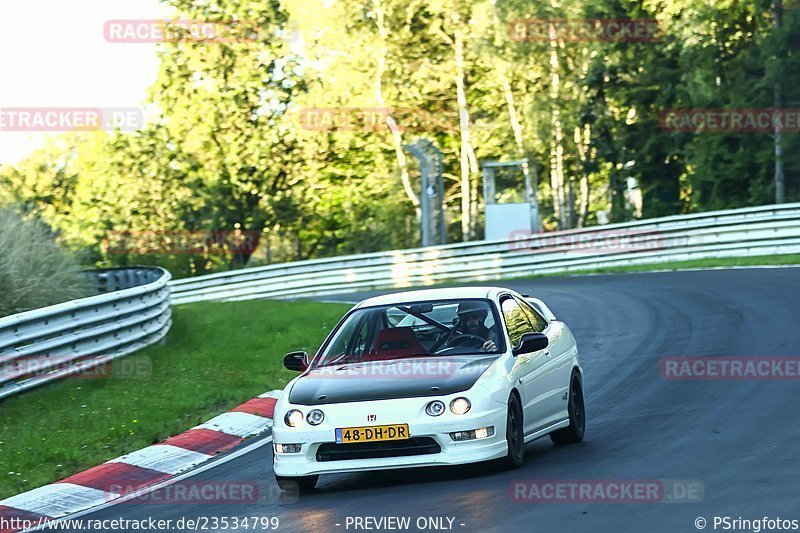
0 298 350 498
0 205 90 317
1 0 797 271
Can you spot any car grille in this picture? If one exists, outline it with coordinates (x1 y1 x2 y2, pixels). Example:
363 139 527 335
316 437 441 462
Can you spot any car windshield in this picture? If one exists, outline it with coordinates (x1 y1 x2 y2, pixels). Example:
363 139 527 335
315 299 503 367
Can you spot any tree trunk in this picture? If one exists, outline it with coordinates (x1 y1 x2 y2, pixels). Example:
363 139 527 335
502 78 525 154
566 174 575 228
454 25 478 241
549 37 567 229
372 0 421 216
575 125 591 227
549 132 565 228
610 171 626 222
491 0 528 169
773 0 785 204
490 0 538 230
228 229 260 269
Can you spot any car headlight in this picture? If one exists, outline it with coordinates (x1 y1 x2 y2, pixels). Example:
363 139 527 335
450 397 471 415
425 400 445 416
284 409 304 427
307 409 325 426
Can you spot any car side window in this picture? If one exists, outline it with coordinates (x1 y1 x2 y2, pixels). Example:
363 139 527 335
518 298 548 333
501 297 534 348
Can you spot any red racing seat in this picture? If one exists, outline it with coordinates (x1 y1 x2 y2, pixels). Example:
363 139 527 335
364 327 429 360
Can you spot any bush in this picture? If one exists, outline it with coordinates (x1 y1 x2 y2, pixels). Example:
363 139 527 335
0 206 90 317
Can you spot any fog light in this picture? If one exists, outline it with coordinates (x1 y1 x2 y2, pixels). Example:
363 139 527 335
450 427 495 441
275 443 302 454
450 431 472 442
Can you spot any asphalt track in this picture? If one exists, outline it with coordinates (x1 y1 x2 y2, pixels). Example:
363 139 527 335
74 268 800 533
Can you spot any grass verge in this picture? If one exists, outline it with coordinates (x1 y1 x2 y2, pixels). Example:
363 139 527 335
0 299 350 499
536 253 800 277
2 254 797 498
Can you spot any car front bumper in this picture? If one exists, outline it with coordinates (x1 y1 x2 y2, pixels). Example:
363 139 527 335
272 395 508 477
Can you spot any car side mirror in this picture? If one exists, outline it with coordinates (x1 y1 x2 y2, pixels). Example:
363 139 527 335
513 333 548 355
284 351 309 372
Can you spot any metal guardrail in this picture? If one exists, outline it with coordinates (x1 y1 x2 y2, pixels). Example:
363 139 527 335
7 204 793 398
170 203 800 304
0 267 171 400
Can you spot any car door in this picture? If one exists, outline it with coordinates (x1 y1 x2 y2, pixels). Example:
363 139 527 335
518 298 573 427
500 295 550 436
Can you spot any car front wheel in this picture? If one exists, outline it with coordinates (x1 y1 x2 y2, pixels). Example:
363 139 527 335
550 372 585 445
503 393 525 468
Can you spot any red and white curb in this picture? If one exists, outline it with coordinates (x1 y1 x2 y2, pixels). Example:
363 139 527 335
0 390 282 532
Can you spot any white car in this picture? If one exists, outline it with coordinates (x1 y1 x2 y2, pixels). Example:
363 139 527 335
272 287 584 491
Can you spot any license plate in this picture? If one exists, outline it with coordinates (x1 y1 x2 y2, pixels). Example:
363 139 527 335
335 424 410 444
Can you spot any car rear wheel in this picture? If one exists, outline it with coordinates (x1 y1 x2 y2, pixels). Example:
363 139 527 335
275 474 318 492
550 373 585 445
503 394 525 469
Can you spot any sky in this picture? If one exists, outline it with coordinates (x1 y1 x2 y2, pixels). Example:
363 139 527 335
0 0 167 164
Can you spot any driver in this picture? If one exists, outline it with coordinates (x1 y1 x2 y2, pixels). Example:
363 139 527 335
455 302 498 352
